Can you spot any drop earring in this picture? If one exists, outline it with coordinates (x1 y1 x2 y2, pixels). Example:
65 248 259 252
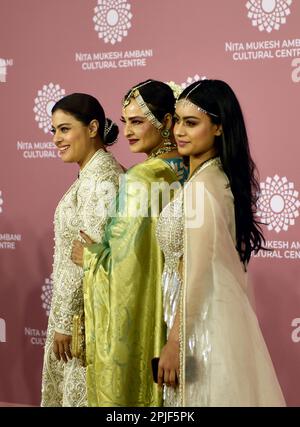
148 128 177 159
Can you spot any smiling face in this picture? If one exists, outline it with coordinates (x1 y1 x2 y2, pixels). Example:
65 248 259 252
174 101 222 168
51 109 98 169
121 99 162 155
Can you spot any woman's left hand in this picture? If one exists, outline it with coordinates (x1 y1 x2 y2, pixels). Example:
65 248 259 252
71 240 84 267
157 338 180 388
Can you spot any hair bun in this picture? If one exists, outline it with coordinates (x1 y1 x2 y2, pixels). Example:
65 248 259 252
104 118 119 146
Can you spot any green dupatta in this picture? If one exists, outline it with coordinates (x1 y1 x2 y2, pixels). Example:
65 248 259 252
83 158 180 406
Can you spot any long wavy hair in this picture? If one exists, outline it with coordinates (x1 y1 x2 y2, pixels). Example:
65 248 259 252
178 79 264 266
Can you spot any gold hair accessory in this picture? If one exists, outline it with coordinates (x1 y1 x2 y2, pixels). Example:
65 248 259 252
123 81 151 108
176 82 219 118
123 81 163 130
104 118 113 138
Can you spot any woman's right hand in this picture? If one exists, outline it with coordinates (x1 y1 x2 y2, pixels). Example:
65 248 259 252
53 332 72 363
157 338 180 388
158 309 180 388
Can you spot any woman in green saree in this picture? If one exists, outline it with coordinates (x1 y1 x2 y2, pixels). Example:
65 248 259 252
71 80 187 406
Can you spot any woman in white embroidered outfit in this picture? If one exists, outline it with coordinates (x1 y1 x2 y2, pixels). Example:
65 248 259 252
156 79 286 406
41 93 123 406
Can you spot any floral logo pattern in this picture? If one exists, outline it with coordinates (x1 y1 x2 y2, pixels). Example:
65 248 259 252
0 59 7 83
257 175 299 232
33 83 65 133
181 74 207 90
93 0 133 44
246 0 292 33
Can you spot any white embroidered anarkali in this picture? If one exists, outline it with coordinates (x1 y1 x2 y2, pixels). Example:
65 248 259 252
157 158 286 407
41 149 122 407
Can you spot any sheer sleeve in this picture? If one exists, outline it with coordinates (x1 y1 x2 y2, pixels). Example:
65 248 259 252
181 163 285 406
182 169 238 405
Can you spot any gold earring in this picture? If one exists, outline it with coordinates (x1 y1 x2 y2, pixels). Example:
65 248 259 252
160 129 172 147
148 128 177 159
160 129 170 139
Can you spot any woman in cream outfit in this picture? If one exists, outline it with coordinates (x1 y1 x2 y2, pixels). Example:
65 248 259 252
156 80 286 406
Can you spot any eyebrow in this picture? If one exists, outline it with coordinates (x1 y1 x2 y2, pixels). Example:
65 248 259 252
120 115 145 121
174 114 200 120
51 122 72 129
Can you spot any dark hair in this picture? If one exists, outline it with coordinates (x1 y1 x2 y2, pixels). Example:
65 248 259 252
52 93 118 146
178 79 264 266
123 79 175 121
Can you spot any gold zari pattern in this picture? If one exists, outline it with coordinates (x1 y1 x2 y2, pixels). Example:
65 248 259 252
83 158 182 406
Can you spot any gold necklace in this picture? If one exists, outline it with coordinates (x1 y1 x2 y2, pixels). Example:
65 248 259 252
147 141 178 160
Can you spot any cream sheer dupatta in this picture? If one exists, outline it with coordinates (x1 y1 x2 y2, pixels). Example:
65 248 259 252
180 159 285 407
